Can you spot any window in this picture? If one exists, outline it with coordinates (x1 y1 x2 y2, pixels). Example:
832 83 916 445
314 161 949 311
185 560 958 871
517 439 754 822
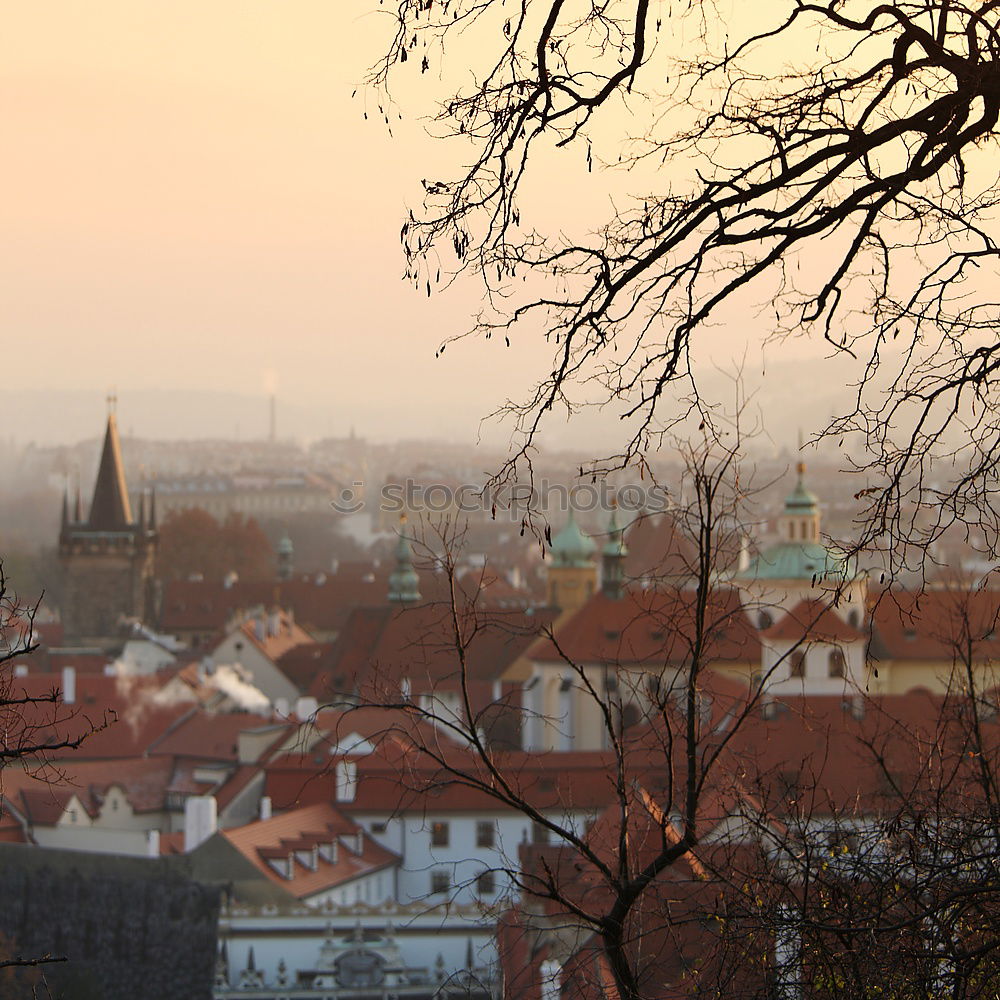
476 870 496 895
790 651 806 679
430 870 450 895
828 649 846 678
758 611 773 629
431 821 450 847
370 821 387 835
532 822 550 845
476 821 495 849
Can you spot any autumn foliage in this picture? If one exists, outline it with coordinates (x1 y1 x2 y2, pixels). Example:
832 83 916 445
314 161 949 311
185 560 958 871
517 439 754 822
156 509 274 583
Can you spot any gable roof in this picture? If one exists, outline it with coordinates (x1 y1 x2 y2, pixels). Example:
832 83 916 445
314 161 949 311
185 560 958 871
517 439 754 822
763 599 865 643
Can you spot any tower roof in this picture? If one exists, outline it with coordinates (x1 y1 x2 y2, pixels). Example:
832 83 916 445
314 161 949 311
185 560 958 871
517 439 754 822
387 518 421 603
602 506 629 558
550 510 596 568
88 414 133 530
784 461 819 514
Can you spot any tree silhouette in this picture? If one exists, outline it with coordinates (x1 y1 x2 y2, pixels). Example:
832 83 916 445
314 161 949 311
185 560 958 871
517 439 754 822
374 1 1000 563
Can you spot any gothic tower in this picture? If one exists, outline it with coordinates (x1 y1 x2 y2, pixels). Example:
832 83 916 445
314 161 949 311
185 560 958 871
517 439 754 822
59 409 158 643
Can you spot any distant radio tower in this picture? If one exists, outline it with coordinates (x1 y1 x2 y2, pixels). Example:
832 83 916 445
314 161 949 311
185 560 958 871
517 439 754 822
269 393 276 443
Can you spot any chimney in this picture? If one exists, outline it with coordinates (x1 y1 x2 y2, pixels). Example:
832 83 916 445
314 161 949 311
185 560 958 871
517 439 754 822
259 796 272 821
61 666 76 705
738 534 751 573
540 960 562 1000
336 760 358 803
184 795 218 852
295 696 318 721
146 829 161 857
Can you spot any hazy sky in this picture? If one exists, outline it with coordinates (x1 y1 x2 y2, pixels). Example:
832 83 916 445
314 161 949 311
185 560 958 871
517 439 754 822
2 1 827 450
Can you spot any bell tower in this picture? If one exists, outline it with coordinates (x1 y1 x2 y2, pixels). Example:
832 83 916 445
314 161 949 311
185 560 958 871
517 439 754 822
547 510 597 612
59 401 158 643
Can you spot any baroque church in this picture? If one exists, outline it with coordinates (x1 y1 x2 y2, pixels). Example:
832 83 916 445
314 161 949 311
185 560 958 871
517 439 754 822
58 409 158 644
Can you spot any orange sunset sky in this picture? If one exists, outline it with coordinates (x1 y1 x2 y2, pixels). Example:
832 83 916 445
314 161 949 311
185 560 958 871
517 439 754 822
2 2 842 448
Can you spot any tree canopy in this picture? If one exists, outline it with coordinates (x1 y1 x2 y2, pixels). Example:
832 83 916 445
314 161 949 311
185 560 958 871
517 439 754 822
156 509 274 583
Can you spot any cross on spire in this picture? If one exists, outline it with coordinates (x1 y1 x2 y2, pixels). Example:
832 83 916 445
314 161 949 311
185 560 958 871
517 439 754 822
106 390 118 415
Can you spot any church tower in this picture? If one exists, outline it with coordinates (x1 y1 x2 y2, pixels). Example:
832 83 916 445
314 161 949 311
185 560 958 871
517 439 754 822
547 510 597 612
59 406 158 643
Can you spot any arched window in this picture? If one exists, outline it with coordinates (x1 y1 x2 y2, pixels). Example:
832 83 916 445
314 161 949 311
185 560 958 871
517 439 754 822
828 649 846 678
758 610 773 630
790 651 806 679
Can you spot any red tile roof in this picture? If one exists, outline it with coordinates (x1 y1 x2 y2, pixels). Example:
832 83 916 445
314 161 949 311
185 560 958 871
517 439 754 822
5 670 194 760
148 711 291 762
870 588 1000 661
763 599 864 642
530 588 760 666
2 755 176 823
219 802 399 899
159 568 392 635
314 603 551 709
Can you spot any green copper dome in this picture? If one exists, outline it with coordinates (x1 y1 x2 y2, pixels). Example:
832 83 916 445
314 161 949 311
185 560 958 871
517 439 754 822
738 463 854 582
741 541 853 582
784 462 819 512
550 510 596 568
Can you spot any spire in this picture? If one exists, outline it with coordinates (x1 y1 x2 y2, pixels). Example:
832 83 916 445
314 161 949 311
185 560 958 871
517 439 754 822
73 483 82 523
601 502 629 600
138 490 146 529
148 486 157 531
388 515 421 603
61 488 69 529
87 413 133 530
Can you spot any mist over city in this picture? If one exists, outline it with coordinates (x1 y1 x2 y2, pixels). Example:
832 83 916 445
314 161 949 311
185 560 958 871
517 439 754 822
6 3 1000 1000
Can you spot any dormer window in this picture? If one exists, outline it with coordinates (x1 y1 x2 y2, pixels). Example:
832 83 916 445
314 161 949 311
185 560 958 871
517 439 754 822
265 855 294 880
319 841 339 864
295 847 319 871
828 649 846 678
